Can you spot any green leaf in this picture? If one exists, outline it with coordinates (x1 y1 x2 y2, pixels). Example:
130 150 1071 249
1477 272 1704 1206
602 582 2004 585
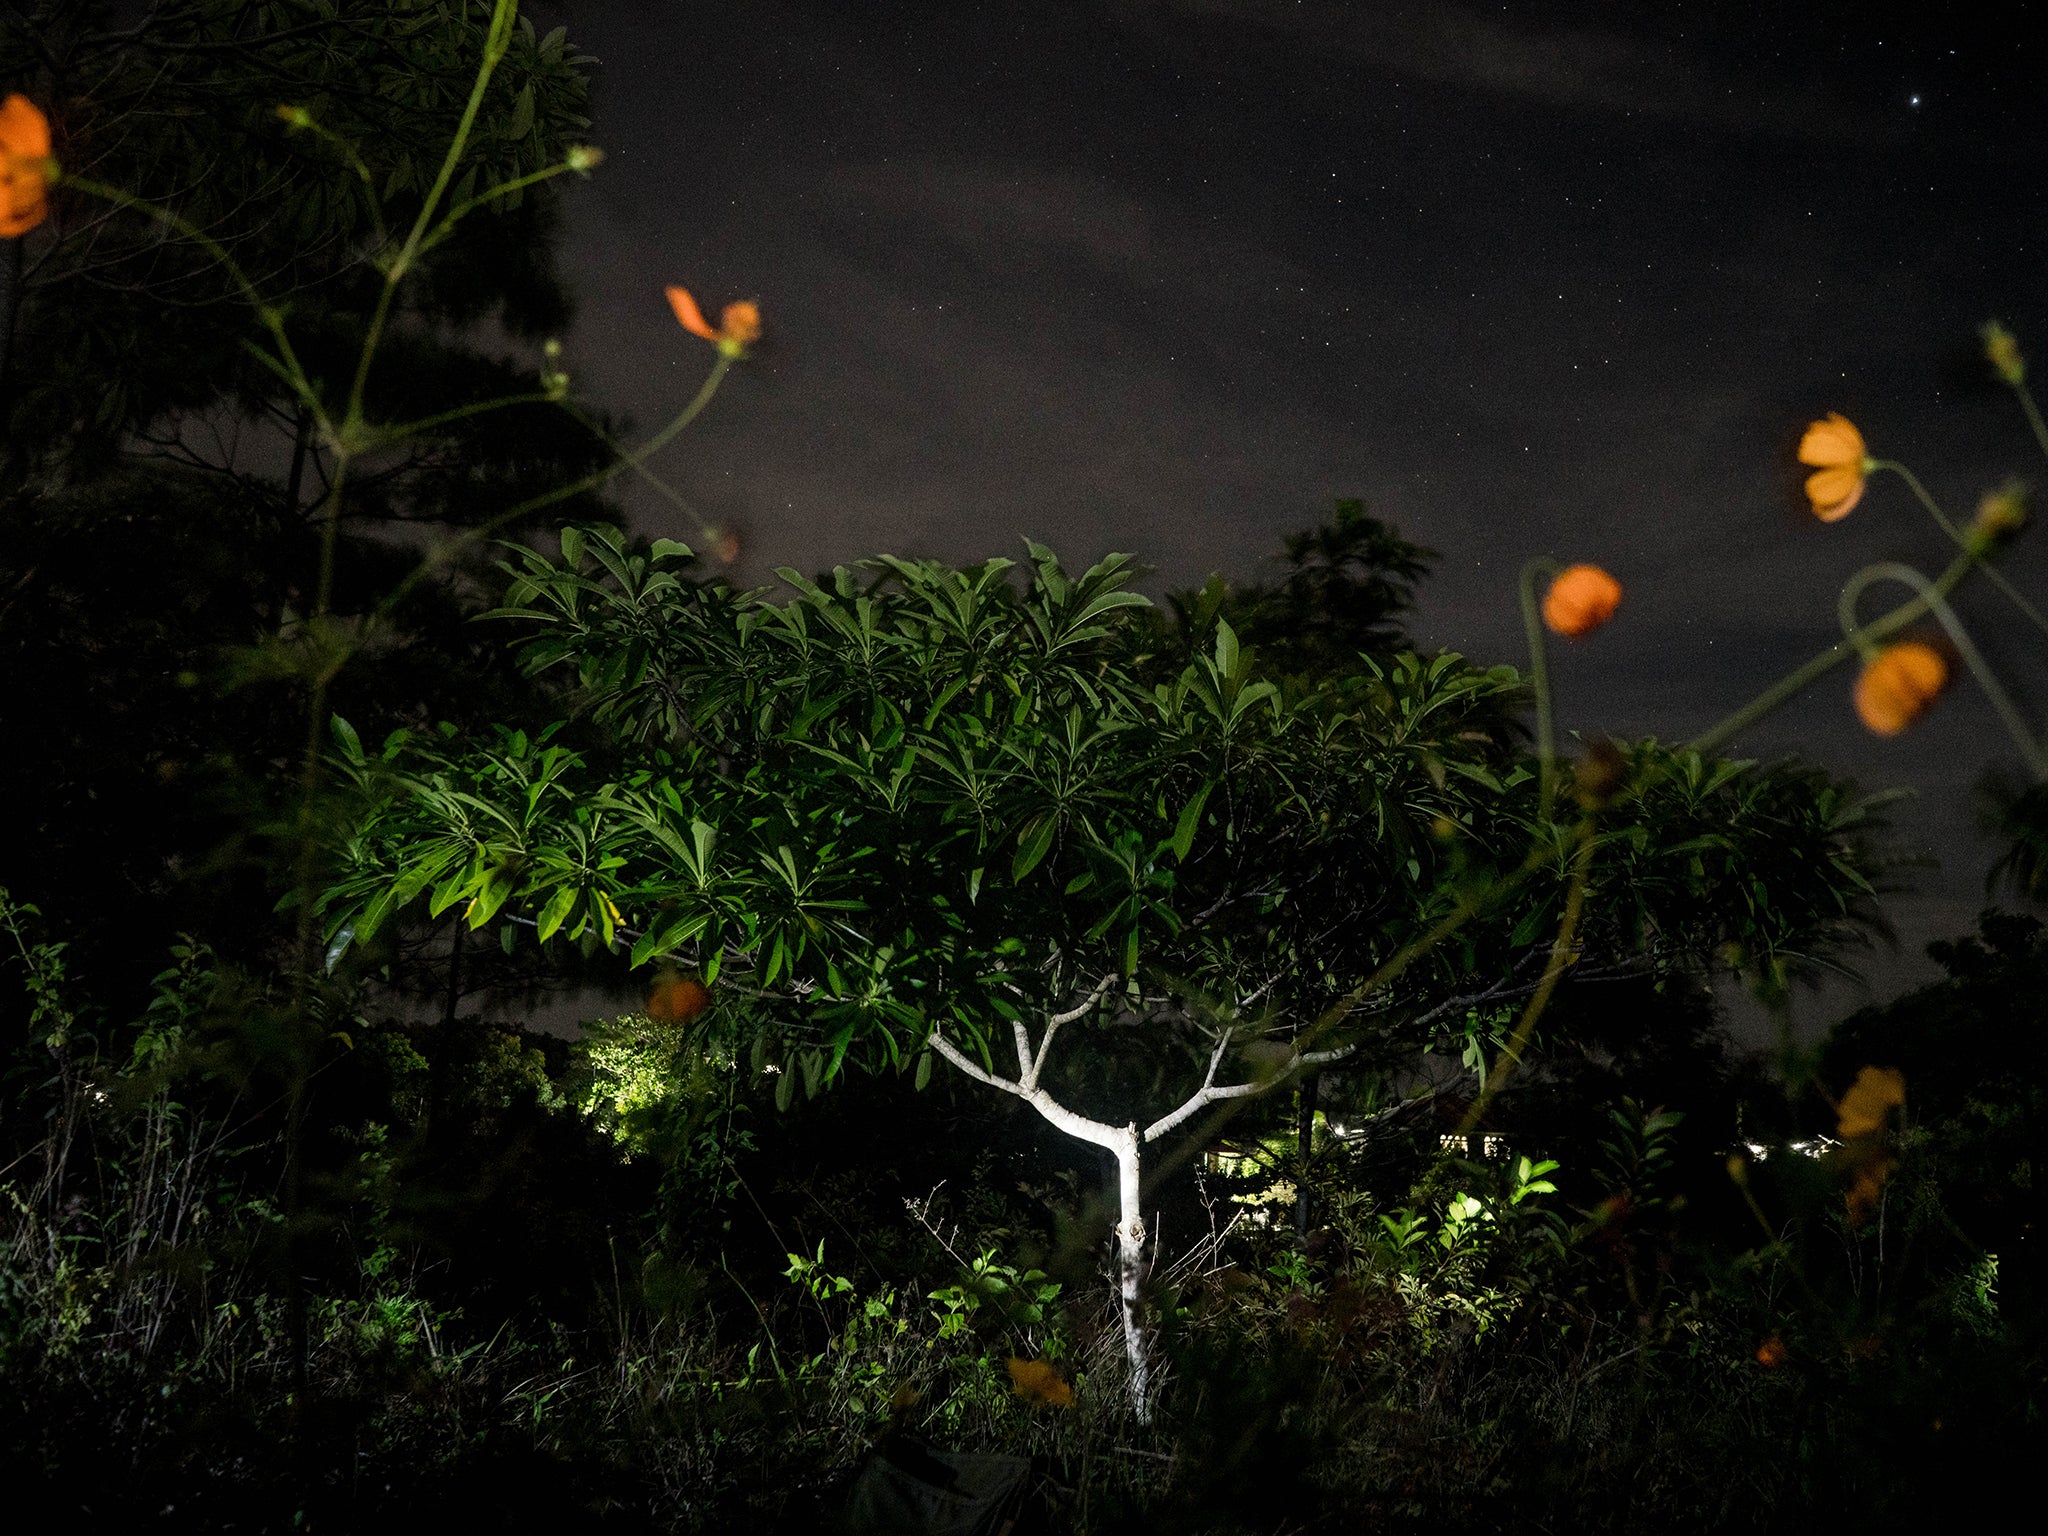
1171 782 1214 862
1012 814 1058 882
631 910 709 968
1213 618 1240 678
535 884 578 942
650 538 693 562
914 1052 932 1091
329 715 364 762
505 82 535 141
558 525 586 568
774 1065 795 1112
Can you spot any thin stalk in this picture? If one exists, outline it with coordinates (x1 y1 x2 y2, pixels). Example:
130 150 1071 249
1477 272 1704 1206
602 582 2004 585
1869 459 2048 641
416 158 584 253
280 111 388 247
1840 561 2048 779
373 389 557 447
1461 819 1594 1131
2012 379 2048 463
344 0 519 429
54 173 325 430
1685 549 1975 757
290 355 736 784
1519 557 1561 820
371 353 734 619
559 401 704 521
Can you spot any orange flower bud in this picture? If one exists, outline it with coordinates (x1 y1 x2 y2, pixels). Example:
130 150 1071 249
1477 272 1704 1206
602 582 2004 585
1754 1335 1787 1368
1970 482 2028 550
1852 642 1947 736
666 285 761 357
0 93 52 238
1797 412 1869 522
647 973 711 1024
1541 564 1623 637
1983 321 2025 387
1006 1356 1074 1407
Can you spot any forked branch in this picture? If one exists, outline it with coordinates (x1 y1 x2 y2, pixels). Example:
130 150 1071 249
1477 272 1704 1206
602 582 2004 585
1142 1037 1356 1144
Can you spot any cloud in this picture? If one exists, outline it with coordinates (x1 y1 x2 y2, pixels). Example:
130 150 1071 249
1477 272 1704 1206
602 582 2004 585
833 157 1161 273
1118 0 1893 144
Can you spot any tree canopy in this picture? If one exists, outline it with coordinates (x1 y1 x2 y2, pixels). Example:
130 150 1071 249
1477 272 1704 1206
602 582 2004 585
326 525 1881 1099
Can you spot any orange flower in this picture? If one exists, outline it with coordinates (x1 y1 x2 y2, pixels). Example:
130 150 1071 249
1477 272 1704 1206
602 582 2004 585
1846 1152 1898 1227
666 285 761 357
1852 642 1947 736
647 973 712 1024
1835 1065 1905 1139
1754 1335 1787 1368
1006 1356 1074 1408
1542 564 1623 637
0 93 52 238
1797 412 1869 522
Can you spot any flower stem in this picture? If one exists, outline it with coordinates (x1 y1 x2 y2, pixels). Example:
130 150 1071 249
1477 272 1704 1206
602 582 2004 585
371 354 735 626
1870 459 2048 641
1518 557 1562 820
2012 379 2048 464
53 174 325 430
1840 561 2048 779
345 0 519 428
1461 818 1593 1132
1685 549 1975 756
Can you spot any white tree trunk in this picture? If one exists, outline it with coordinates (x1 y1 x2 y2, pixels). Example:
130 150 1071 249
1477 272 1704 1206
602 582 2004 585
1110 1124 1152 1423
926 1017 1350 1425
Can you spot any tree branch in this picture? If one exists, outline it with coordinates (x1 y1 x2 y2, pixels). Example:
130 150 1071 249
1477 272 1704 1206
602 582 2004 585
1142 1038 1356 1144
1027 971 1117 1089
928 1031 1126 1152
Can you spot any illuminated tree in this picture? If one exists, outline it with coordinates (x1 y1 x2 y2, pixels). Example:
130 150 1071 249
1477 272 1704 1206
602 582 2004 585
324 526 1880 1414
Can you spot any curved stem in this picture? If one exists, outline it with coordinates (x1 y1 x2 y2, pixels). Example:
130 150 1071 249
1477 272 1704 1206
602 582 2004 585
55 174 326 431
1518 557 1562 820
497 353 734 528
282 113 388 247
1868 460 1961 540
1840 561 2048 779
362 355 735 651
416 159 581 255
2012 379 2048 463
345 0 518 428
374 390 557 447
559 401 703 522
1685 549 1975 756
1461 818 1594 1131
1870 460 2048 641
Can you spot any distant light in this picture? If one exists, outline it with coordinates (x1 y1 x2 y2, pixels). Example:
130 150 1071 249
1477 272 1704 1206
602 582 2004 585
1910 95 1921 106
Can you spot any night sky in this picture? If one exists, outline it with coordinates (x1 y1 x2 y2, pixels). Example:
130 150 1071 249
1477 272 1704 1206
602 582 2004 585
530 0 2048 1027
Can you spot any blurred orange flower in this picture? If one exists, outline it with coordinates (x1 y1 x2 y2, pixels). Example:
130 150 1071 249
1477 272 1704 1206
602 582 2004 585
0 93 51 237
1754 1335 1787 1368
1006 1356 1074 1408
1846 1152 1898 1227
1798 412 1869 522
1542 564 1623 637
1836 1065 1905 1139
647 973 712 1024
666 285 761 357
1852 642 1947 736
1982 321 2025 387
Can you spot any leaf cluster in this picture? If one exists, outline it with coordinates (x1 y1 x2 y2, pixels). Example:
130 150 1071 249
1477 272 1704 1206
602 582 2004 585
323 526 1885 1106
